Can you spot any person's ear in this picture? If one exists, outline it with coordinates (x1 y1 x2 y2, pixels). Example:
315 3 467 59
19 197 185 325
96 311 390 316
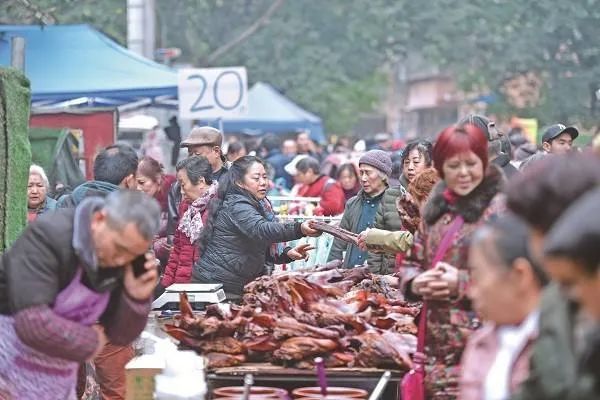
90 210 107 231
542 141 551 153
129 174 138 188
512 257 536 289
119 174 134 189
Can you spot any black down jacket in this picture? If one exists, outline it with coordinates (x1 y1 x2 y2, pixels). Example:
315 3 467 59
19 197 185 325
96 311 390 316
192 190 303 296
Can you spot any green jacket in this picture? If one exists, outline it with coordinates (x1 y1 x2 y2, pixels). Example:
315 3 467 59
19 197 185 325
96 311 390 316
568 329 600 400
367 185 404 274
327 189 386 268
510 283 578 400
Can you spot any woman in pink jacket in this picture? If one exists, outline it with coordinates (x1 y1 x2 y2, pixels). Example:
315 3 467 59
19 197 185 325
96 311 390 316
460 213 548 400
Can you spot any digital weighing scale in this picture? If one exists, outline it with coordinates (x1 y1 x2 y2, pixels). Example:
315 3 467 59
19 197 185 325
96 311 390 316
152 283 226 310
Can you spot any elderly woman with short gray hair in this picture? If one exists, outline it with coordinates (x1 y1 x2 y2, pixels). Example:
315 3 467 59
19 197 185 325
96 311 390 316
27 164 57 222
327 150 393 268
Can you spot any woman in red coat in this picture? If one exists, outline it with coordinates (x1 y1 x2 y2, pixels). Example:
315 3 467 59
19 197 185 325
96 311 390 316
161 156 218 287
399 124 505 399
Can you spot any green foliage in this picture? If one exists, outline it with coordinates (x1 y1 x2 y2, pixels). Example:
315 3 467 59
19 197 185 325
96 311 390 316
155 0 394 133
3 0 600 130
0 0 127 43
417 0 600 126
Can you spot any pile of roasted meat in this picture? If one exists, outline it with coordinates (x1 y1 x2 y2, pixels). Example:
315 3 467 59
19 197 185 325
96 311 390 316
164 262 420 370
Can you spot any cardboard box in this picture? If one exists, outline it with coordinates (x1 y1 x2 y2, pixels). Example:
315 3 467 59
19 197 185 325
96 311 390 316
125 355 164 400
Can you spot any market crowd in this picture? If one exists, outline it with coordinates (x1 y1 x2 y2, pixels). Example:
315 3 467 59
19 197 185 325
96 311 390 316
1 115 600 400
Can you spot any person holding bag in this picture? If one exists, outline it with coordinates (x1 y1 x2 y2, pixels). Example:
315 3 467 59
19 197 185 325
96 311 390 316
399 124 505 400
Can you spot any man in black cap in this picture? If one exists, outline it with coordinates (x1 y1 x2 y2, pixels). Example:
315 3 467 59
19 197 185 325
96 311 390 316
541 124 579 155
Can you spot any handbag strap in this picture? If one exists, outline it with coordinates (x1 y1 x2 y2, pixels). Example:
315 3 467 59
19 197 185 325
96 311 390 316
417 215 465 352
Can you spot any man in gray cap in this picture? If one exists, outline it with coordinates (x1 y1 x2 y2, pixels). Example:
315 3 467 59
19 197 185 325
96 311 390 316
327 149 392 268
541 124 579 155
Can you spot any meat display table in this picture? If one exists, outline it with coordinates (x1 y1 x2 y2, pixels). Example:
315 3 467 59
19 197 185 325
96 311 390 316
207 363 404 399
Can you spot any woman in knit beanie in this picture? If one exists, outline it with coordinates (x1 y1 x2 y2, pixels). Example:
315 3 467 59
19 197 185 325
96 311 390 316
327 150 393 268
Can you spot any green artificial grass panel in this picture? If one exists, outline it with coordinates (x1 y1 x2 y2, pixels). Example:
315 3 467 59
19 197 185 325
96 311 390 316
0 76 6 248
0 67 32 252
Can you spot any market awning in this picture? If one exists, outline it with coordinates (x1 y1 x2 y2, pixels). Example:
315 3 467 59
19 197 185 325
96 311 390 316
0 24 177 106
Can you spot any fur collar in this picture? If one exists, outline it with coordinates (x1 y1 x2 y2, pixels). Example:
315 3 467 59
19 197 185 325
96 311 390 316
423 165 504 225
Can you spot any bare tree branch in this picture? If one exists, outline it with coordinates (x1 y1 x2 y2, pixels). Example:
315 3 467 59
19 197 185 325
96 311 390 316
15 0 57 24
204 0 285 66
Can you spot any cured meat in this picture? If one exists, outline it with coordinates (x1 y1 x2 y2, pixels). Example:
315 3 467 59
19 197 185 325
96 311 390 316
339 266 371 285
178 315 247 339
372 314 418 335
273 337 338 361
206 352 246 368
197 337 245 355
273 317 341 340
309 221 359 246
243 335 281 352
164 266 420 370
304 269 344 285
204 303 243 320
325 352 356 368
314 259 344 271
351 331 415 370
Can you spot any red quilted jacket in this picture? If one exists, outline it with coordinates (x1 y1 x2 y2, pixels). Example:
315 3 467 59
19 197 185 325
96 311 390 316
297 175 345 216
161 201 204 287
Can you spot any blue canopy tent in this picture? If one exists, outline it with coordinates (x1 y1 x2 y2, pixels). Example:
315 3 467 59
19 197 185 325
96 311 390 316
0 24 177 108
202 82 325 143
0 25 325 141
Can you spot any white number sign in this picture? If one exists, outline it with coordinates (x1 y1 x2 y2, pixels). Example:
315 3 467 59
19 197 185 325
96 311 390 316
178 67 248 119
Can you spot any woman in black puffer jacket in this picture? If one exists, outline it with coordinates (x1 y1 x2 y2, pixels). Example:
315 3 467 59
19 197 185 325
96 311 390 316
192 156 319 298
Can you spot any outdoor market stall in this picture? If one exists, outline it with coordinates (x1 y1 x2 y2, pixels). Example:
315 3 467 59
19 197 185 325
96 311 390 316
151 259 418 399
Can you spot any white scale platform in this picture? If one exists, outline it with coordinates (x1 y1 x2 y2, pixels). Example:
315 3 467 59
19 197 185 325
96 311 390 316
152 283 226 310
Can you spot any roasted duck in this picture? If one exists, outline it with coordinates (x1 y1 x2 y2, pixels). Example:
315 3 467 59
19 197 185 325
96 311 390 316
164 266 420 370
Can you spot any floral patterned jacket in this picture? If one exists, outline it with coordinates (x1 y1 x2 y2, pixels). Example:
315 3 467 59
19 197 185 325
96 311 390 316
398 165 506 400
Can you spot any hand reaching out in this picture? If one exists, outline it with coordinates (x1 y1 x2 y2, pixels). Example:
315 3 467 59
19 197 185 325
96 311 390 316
357 229 369 251
301 221 322 237
287 243 316 261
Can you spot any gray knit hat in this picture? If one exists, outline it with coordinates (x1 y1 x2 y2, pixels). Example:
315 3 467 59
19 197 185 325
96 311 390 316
359 150 392 176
